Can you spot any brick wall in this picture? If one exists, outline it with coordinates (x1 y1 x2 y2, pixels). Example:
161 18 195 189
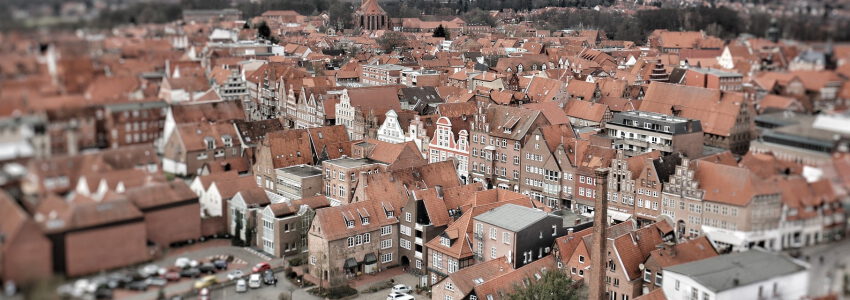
144 203 202 246
65 221 148 276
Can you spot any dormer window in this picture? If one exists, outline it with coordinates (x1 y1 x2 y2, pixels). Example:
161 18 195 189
440 237 450 246
204 137 215 150
222 135 232 147
361 216 369 225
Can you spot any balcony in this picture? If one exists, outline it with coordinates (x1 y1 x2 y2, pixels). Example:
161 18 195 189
473 231 484 240
415 223 423 231
415 251 423 260
415 237 423 245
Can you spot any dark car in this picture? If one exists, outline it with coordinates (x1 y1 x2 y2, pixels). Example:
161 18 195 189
262 270 277 285
212 259 228 270
180 268 201 278
199 263 216 274
94 287 113 299
127 281 148 291
108 273 133 288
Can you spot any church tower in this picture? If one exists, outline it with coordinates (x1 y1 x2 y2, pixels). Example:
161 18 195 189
353 0 389 31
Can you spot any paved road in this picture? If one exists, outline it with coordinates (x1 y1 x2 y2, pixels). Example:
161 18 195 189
793 237 850 298
208 274 320 300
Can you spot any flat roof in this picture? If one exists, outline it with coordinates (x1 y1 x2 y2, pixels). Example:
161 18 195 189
665 249 806 293
324 157 383 168
276 164 322 177
689 67 742 77
474 204 552 232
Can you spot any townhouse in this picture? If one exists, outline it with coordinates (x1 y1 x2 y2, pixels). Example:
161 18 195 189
360 64 411 86
322 157 384 205
425 189 548 286
102 100 168 148
307 199 400 287
605 111 704 158
471 204 565 269
257 195 330 258
229 188 275 245
162 120 244 177
427 116 471 183
399 184 485 285
640 82 755 155
336 86 402 140
662 158 783 251
469 105 549 191
518 124 577 210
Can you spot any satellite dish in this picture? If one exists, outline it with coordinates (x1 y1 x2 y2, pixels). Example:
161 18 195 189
639 263 645 270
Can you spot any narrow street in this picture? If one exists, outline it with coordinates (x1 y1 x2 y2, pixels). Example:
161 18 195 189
793 237 850 298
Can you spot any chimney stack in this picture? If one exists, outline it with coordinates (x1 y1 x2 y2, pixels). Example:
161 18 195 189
588 167 610 300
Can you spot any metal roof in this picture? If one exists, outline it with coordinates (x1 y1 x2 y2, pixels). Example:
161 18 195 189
473 204 552 232
665 249 807 293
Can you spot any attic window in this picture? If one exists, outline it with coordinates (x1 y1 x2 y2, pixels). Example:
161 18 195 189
222 135 232 147
440 237 450 246
204 137 215 150
318 132 324 139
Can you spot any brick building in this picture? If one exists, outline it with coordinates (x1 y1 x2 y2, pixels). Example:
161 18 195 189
125 181 201 248
307 200 399 287
469 105 549 191
0 192 52 285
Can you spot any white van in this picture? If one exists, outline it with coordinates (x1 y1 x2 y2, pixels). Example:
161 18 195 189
248 274 262 289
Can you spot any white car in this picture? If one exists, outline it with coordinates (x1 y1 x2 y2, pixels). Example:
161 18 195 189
141 264 160 277
387 292 415 300
175 257 191 269
391 284 412 294
227 270 245 281
189 260 200 268
248 274 261 289
235 279 247 293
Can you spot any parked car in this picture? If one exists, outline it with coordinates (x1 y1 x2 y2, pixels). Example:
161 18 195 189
193 276 217 290
235 279 247 293
199 263 216 274
199 288 209 300
227 270 244 281
262 270 277 285
387 292 415 300
174 257 191 269
179 268 201 278
248 274 261 289
164 272 180 281
127 281 148 291
94 287 113 299
145 277 167 287
188 260 200 268
108 273 133 288
391 284 412 294
252 262 271 273
213 259 228 270
141 264 159 277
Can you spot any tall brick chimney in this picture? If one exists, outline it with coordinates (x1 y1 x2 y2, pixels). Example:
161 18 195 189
588 167 610 300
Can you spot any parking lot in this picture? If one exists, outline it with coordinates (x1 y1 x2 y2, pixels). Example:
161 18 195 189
54 239 285 300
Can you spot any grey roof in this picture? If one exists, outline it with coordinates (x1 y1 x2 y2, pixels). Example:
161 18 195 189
277 164 322 177
324 157 382 168
689 67 742 77
665 249 807 293
473 204 552 232
607 110 702 135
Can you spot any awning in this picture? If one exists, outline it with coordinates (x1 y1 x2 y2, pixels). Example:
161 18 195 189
363 253 377 265
344 258 358 269
607 210 632 222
